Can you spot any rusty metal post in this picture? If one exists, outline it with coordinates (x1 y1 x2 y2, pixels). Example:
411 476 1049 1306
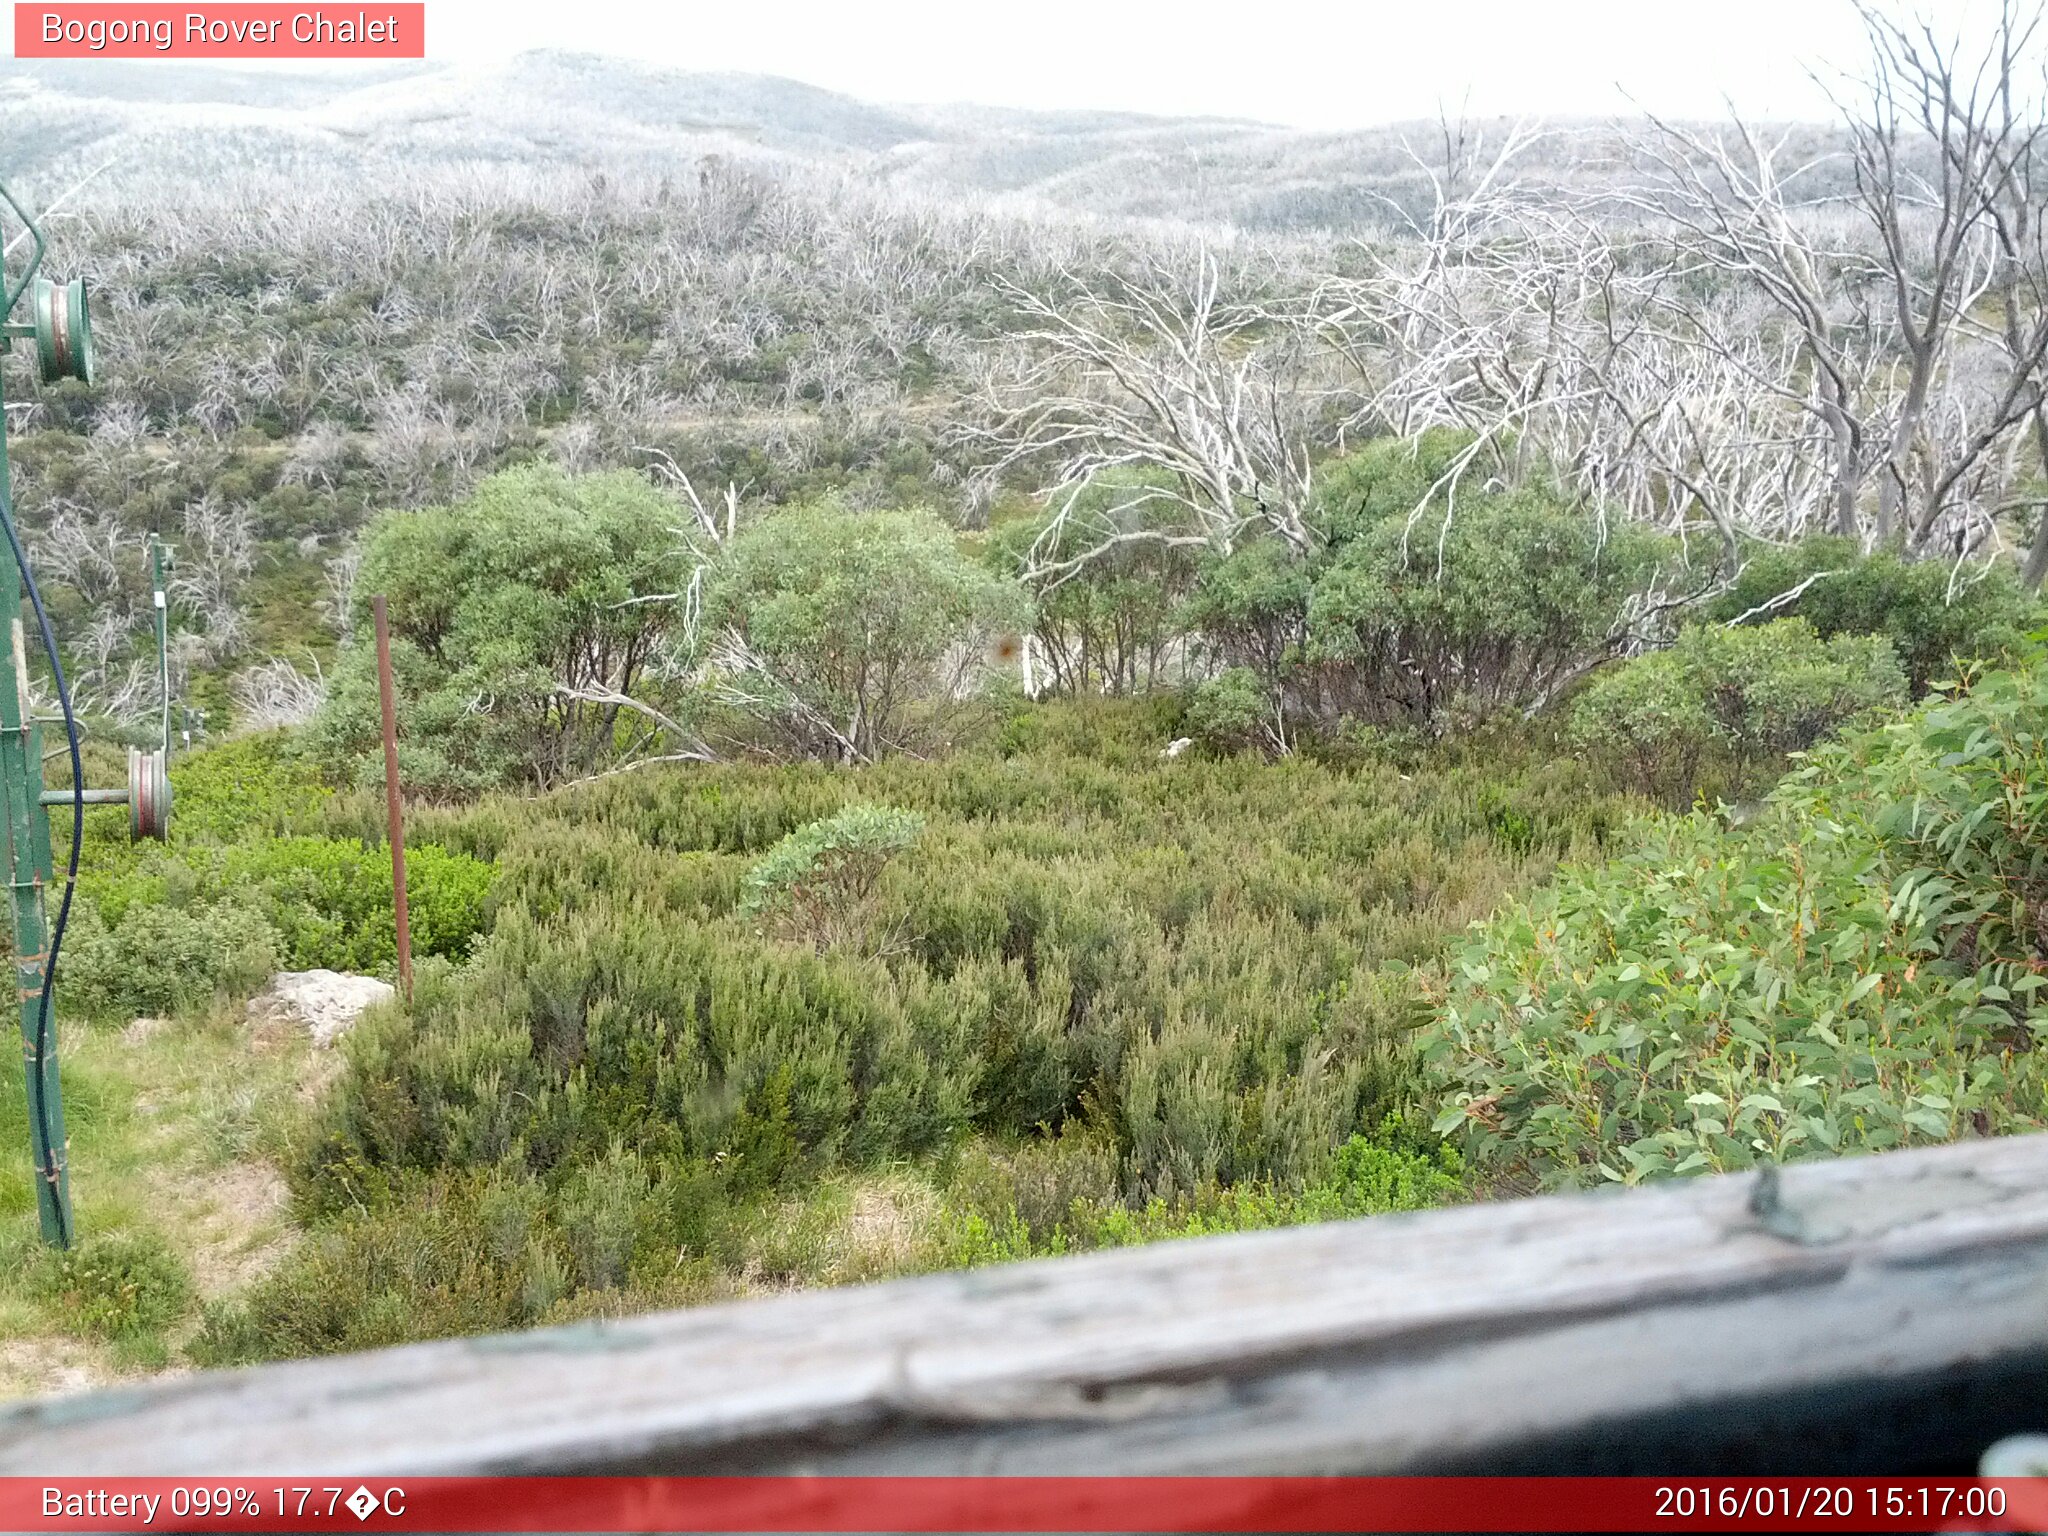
371 595 413 1001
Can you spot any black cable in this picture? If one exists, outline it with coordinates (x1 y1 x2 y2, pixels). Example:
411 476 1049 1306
0 506 78 1250
2 179 72 1247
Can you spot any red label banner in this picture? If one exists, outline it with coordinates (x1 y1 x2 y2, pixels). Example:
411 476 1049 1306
4 1477 2048 1532
13 5 423 58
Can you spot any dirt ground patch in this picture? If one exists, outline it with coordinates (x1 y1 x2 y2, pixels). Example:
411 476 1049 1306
831 1179 940 1283
186 1159 295 1298
0 1335 115 1401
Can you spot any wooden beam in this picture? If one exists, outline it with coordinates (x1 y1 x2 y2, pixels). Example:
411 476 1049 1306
5 1135 2047 1475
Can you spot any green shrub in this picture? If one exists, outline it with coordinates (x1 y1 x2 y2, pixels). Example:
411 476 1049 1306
1889 660 2048 978
1305 472 1673 732
192 1170 556 1362
1311 1122 1467 1213
45 1230 192 1340
217 837 493 973
556 1144 653 1291
1703 537 2042 695
740 803 924 952
1074 1129 1464 1244
166 733 332 841
1568 620 1907 803
301 901 982 1198
308 466 697 791
941 1123 1463 1264
63 900 279 1017
202 700 1658 1359
987 469 1200 697
305 708 1630 1227
168 696 1677 1360
954 1124 1123 1246
71 834 490 1004
1175 432 1677 741
1424 652 2048 1191
1182 541 1313 699
703 502 1028 761
1184 667 1277 754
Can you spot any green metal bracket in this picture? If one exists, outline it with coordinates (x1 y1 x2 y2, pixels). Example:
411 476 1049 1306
0 354 68 1248
0 175 153 1249
0 179 65 1248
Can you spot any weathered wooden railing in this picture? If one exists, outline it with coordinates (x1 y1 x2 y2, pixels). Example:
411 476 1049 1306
4 1135 2046 1476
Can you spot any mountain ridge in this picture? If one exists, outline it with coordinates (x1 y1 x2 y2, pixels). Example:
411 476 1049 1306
0 48 1835 229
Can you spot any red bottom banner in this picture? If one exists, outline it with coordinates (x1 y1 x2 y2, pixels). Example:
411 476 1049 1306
8 1476 2048 1533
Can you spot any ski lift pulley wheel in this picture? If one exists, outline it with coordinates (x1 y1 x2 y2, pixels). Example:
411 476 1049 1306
128 747 169 842
33 276 93 386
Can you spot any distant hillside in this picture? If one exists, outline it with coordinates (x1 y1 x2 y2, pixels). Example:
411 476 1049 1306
0 50 1834 229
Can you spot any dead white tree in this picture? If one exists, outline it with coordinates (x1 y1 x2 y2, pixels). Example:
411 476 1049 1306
231 655 327 730
320 543 361 639
1855 0 2048 580
1620 2 2048 570
1319 115 1560 464
1315 117 1829 567
170 494 254 661
1836 1 2045 553
280 418 352 492
967 249 1323 585
1622 114 1883 543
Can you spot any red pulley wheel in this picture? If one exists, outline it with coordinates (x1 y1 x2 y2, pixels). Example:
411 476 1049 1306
128 748 170 842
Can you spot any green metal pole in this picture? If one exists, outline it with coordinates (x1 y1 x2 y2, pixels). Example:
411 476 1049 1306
0 360 69 1248
151 538 170 757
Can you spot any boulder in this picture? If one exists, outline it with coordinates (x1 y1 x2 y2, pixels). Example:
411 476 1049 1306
247 969 397 1047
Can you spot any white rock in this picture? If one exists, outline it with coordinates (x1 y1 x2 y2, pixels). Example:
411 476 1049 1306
247 969 397 1047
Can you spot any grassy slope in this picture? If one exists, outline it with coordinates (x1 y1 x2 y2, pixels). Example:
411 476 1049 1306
0 1004 311 1395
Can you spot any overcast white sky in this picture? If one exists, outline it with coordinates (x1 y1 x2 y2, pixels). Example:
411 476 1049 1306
420 0 1893 128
